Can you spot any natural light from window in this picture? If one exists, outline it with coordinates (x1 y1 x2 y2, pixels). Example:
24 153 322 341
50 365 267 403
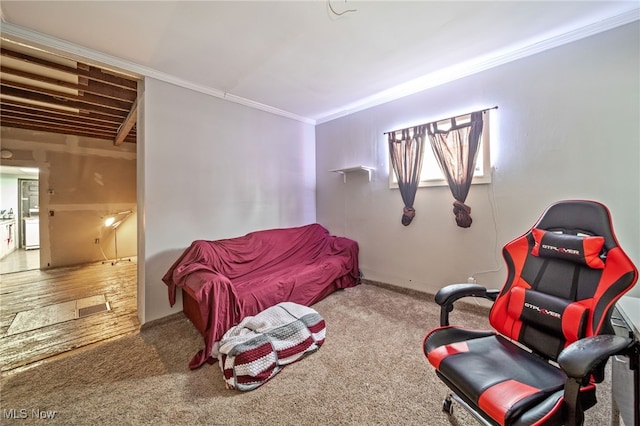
389 110 492 188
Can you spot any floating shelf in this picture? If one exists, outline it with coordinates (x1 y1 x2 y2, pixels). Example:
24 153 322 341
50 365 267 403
329 166 375 183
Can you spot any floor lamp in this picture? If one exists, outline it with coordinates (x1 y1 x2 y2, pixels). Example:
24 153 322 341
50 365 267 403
103 210 133 265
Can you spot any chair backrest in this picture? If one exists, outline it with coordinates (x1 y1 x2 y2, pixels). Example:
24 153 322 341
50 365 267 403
489 200 638 361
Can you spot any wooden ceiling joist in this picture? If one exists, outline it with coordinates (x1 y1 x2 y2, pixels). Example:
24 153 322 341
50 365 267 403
0 43 139 145
1 65 137 103
114 99 138 146
0 48 137 90
1 80 132 112
1 85 128 118
2 114 116 137
1 106 122 132
1 120 135 141
1 97 125 125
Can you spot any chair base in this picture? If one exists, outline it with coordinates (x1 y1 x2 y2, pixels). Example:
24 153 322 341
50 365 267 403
444 392 498 426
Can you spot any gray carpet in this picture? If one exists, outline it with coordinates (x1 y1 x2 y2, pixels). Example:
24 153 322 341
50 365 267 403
0 283 612 425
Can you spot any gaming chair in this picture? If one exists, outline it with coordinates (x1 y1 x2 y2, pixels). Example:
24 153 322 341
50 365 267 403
423 200 638 425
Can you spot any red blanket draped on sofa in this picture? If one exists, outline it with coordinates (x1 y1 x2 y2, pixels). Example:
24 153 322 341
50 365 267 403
162 223 359 369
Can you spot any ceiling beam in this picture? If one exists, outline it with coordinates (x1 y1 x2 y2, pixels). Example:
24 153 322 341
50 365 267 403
1 79 132 112
1 105 125 132
1 85 128 118
1 97 126 124
114 99 137 146
1 48 138 90
1 65 137 102
2 119 136 143
1 111 117 136
0 44 138 145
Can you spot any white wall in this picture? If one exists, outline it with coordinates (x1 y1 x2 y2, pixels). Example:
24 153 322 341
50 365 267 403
140 78 316 323
316 23 640 297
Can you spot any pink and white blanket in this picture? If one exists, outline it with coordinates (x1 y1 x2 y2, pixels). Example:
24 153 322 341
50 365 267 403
213 302 326 391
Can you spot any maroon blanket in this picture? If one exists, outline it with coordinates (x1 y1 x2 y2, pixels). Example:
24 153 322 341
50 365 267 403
162 223 359 369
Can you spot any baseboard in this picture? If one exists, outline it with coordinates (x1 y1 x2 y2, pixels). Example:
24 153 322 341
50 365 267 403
361 278 434 300
361 278 491 317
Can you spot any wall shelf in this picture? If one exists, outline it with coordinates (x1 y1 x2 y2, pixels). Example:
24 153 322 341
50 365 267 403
329 166 375 183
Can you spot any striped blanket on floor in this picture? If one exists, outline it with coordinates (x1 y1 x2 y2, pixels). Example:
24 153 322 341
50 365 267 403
213 302 326 391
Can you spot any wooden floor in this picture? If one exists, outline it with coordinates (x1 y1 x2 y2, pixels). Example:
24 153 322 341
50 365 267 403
0 258 139 374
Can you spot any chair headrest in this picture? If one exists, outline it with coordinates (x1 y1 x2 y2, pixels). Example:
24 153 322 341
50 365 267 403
534 200 617 250
531 228 605 269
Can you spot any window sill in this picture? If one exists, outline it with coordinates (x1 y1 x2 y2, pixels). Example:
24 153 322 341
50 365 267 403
389 174 492 189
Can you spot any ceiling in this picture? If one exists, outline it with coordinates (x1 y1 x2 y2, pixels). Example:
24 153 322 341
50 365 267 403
0 1 638 133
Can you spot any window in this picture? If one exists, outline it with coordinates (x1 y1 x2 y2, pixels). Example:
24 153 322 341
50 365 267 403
389 110 492 188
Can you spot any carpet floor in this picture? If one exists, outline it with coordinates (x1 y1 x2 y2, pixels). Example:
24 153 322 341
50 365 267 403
0 283 612 425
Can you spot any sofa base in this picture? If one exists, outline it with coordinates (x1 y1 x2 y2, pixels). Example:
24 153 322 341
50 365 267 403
182 288 206 336
181 279 351 340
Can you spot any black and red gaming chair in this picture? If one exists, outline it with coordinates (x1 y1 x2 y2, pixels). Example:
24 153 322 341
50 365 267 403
423 200 638 426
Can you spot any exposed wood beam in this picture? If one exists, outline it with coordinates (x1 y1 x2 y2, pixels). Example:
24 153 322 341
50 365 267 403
1 119 137 143
84 65 138 91
1 115 116 137
0 44 138 145
1 120 116 140
1 98 126 125
1 65 137 102
1 79 132 112
1 105 123 132
0 48 138 90
1 85 128 118
114 99 137 146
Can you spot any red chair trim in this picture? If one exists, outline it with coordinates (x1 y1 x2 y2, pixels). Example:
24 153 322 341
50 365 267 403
426 341 469 370
478 379 541 425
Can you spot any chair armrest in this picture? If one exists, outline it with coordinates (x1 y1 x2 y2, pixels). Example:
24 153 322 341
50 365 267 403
434 283 499 326
557 335 635 426
558 334 634 379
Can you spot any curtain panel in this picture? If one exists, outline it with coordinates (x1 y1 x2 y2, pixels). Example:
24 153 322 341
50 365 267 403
388 125 426 226
427 111 484 228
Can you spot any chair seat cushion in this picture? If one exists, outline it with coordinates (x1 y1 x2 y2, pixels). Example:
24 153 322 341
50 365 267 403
424 327 568 424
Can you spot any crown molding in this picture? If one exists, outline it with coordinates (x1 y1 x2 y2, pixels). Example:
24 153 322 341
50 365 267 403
0 22 316 125
314 7 640 124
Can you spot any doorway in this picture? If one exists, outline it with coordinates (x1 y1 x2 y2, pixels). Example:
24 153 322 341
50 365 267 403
0 37 140 370
0 167 40 273
19 178 39 249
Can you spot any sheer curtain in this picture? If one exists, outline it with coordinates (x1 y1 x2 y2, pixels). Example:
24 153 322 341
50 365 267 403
427 111 484 228
388 125 426 226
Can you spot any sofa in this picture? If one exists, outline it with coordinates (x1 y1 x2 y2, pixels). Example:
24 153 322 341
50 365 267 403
162 223 360 369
